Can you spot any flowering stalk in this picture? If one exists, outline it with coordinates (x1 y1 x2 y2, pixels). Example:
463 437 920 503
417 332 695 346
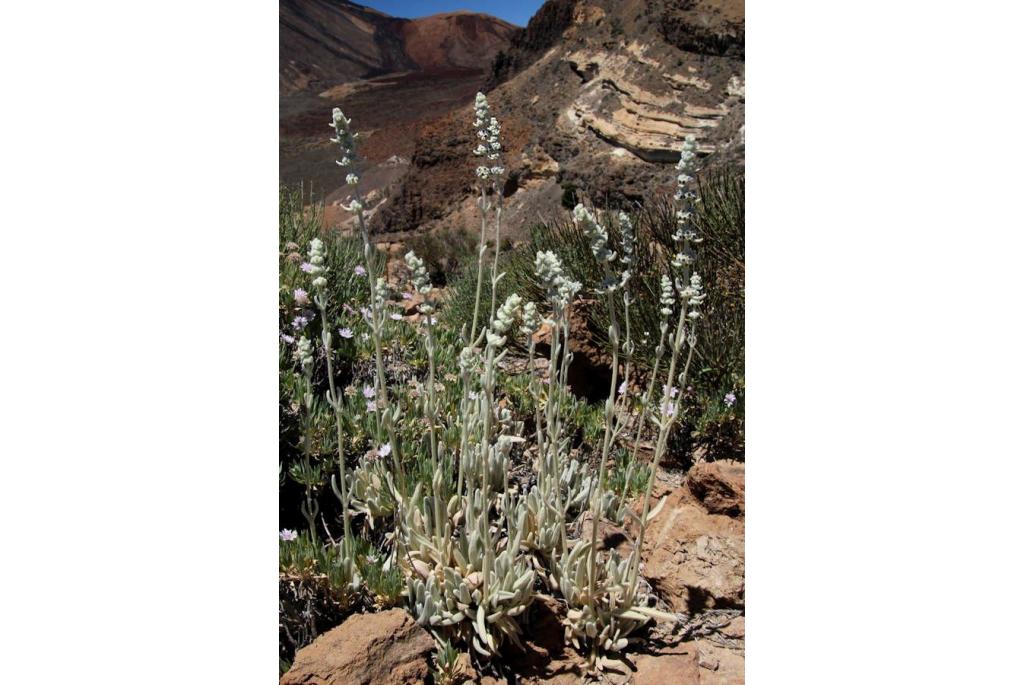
626 136 703 593
296 335 319 541
573 204 624 609
470 92 506 339
612 211 637 443
307 239 353 550
405 251 445 544
330 107 406 492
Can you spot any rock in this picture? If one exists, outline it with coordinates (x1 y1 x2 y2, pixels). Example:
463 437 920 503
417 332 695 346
624 615 745 685
280 608 434 685
630 646 701 684
687 461 745 517
639 487 744 613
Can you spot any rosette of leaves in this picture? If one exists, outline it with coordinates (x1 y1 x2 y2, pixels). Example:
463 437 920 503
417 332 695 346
555 539 676 670
403 486 535 657
336 455 396 528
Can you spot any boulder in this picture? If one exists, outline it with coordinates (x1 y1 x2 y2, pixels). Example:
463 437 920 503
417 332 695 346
280 608 433 685
687 461 745 517
639 475 745 613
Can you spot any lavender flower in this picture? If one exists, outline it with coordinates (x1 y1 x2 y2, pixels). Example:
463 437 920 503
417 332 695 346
366 400 377 413
354 265 367 277
661 402 677 418
379 443 392 458
280 333 295 345
617 381 627 396
338 327 354 339
293 288 309 306
300 262 314 273
724 392 737 407
362 385 375 399
389 312 403 321
280 529 298 542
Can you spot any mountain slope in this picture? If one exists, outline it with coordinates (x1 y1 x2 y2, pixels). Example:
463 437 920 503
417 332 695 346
280 0 518 95
371 0 745 236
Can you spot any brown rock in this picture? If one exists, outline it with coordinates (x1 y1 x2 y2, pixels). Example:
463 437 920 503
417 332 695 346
639 488 744 613
280 609 433 685
687 461 745 517
631 645 701 684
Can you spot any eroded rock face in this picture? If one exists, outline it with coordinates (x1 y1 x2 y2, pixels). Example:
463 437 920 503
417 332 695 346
280 608 434 685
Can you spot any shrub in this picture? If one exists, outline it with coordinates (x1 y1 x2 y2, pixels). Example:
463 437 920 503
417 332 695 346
279 98 734 676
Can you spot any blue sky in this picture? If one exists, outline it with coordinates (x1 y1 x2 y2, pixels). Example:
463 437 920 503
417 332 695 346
361 1 545 27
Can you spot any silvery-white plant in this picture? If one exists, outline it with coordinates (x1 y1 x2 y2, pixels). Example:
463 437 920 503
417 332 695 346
309 105 707 668
330 107 406 490
622 134 705 593
469 92 507 341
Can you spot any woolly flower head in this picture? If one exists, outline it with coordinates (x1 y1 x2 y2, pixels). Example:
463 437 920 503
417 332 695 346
488 293 522 347
307 239 328 290
618 211 635 266
330 108 358 168
472 92 504 180
675 135 699 200
404 251 431 294
679 273 707 308
458 345 480 374
535 250 580 307
280 529 298 542
521 301 540 338
573 204 616 264
659 275 676 317
296 336 314 373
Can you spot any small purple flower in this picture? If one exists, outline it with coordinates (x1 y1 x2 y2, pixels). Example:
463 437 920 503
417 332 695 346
663 385 679 398
342 303 356 314
291 315 310 330
366 400 377 412
389 312 403 321
362 385 376 399
280 333 295 344
724 392 737 407
338 327 354 339
300 262 314 273
280 529 298 542
293 288 309 306
662 402 677 418
617 381 627 396
354 265 367 277
360 307 373 322
379 443 392 458
401 292 413 300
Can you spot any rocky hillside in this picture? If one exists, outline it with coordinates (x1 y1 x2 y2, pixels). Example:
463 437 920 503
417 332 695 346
370 0 745 237
280 0 518 95
280 1 521 216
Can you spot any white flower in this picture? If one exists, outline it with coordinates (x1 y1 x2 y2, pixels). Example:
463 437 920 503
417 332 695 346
404 251 431 294
521 301 540 338
659 275 675 316
378 443 392 458
488 293 522 347
472 92 503 177
573 204 615 264
307 239 328 292
346 173 359 185
296 336 314 372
